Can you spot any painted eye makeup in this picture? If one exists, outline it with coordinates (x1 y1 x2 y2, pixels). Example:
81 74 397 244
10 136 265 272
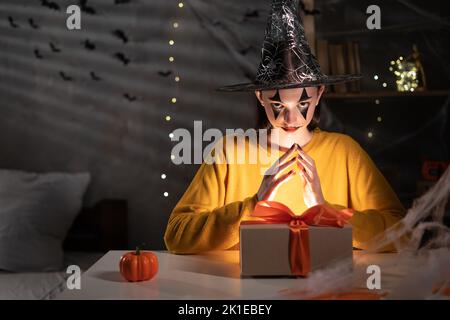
270 102 283 110
298 101 310 108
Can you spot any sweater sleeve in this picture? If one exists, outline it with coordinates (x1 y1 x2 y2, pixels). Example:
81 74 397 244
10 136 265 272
328 138 406 252
164 156 258 254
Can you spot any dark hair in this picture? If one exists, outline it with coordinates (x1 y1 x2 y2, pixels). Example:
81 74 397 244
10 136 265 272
255 92 322 131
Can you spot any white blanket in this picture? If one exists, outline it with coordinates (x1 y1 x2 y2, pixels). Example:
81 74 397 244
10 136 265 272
0 251 103 300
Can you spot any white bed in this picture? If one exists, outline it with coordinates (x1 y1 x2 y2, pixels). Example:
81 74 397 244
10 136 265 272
0 251 104 300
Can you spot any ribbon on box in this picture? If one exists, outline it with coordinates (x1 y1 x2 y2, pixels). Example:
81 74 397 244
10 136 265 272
241 201 353 276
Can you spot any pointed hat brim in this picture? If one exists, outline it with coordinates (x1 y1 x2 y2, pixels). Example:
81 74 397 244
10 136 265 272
217 74 363 92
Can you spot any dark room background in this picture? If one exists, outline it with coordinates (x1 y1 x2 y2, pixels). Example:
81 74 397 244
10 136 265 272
0 0 449 250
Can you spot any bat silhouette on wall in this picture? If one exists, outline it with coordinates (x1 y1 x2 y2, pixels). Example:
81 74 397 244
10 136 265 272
90 71 101 81
123 93 137 102
158 70 172 77
239 45 254 55
41 0 60 11
8 16 19 28
59 71 73 81
83 39 96 50
28 18 39 29
244 10 259 19
34 49 43 59
49 42 61 53
79 0 97 15
114 0 131 4
112 30 128 43
114 52 130 65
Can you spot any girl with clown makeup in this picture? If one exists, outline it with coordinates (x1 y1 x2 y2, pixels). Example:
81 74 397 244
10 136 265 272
165 0 405 254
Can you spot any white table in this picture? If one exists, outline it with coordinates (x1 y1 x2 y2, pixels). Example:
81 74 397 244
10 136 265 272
55 250 415 300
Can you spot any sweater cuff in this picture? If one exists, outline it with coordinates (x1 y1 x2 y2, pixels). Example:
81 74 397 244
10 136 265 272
241 193 259 219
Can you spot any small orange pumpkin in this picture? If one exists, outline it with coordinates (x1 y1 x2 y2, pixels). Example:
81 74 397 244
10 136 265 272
119 247 158 282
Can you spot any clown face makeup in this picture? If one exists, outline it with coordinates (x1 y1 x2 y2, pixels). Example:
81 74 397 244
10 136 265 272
256 86 325 133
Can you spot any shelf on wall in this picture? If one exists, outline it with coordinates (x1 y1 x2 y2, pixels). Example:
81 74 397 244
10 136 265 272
324 90 450 99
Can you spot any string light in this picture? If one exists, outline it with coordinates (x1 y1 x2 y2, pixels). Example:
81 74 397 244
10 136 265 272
368 132 373 138
171 97 177 103
390 56 419 92
178 2 184 8
382 82 387 88
375 99 380 105
169 40 175 46
170 154 175 160
173 22 179 28
161 174 167 179
169 133 174 139
165 115 171 121
373 75 379 80
377 116 382 122
169 56 175 62
163 192 169 197
175 76 180 82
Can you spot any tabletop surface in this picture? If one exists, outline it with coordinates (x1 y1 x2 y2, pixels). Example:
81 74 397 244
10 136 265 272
56 250 404 300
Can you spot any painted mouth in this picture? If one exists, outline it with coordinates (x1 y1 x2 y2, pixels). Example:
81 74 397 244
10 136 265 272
282 127 300 133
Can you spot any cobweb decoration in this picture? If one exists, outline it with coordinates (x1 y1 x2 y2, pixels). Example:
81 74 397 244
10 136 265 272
279 166 450 299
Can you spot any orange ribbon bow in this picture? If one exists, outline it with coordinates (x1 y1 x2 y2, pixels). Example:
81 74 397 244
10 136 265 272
241 201 352 276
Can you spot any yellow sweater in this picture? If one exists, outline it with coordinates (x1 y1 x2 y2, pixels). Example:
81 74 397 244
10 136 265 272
164 128 406 254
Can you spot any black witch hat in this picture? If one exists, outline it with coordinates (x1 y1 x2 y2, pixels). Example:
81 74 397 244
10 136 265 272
218 0 361 92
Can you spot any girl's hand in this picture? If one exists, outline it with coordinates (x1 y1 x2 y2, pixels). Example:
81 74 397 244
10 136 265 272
296 148 325 208
257 143 299 201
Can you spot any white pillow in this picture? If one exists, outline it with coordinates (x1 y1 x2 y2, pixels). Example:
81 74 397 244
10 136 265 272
0 170 90 272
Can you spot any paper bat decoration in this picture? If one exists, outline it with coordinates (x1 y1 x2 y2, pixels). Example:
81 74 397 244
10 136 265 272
49 42 61 53
90 71 101 81
79 0 97 15
41 0 60 11
114 52 130 65
158 70 172 77
34 49 43 59
239 45 254 55
83 39 96 50
28 18 39 29
8 16 19 28
123 93 137 102
59 71 73 81
112 29 128 43
244 10 259 19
